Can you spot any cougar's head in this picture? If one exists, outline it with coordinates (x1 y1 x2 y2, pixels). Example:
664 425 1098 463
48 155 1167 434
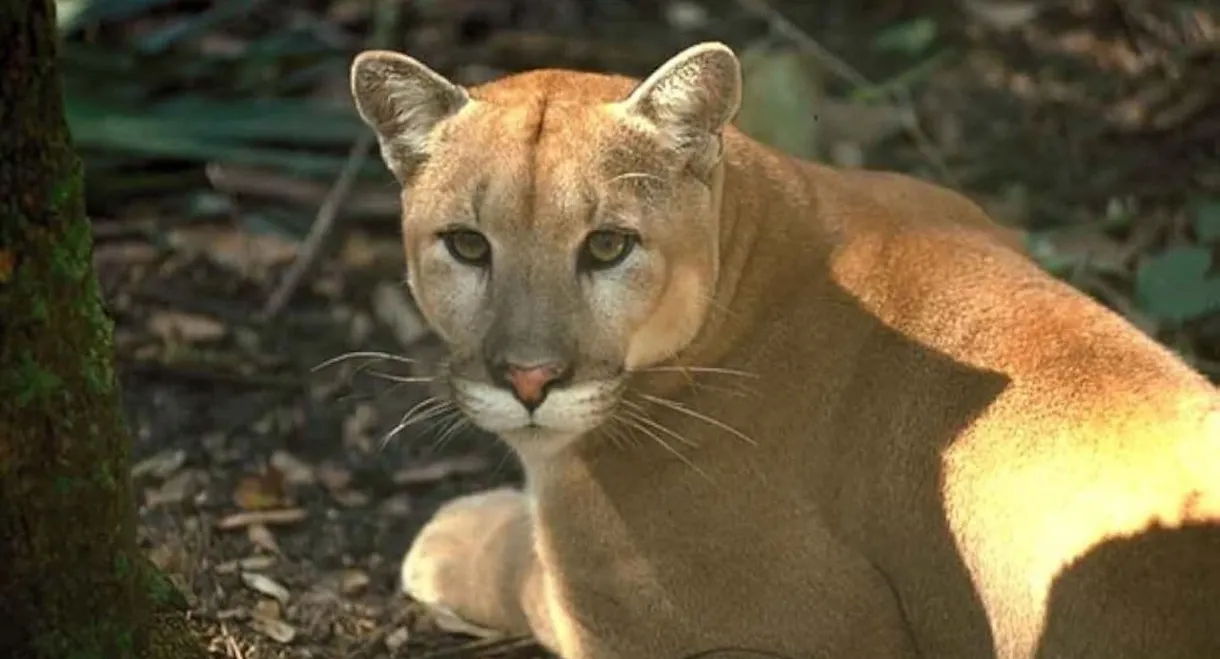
350 43 741 451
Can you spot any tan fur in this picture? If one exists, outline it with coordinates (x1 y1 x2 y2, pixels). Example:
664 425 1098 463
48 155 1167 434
351 43 1220 659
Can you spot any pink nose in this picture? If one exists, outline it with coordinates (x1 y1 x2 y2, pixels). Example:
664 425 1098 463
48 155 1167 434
505 363 564 409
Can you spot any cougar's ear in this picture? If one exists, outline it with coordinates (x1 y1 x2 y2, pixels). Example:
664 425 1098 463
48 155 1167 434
617 42 742 176
350 50 470 182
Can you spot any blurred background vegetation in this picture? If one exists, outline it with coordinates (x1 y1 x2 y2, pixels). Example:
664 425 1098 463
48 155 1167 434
51 1 1218 657
63 0 1219 370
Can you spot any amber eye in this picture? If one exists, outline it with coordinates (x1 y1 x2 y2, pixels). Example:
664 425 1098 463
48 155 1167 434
441 230 491 266
581 230 636 270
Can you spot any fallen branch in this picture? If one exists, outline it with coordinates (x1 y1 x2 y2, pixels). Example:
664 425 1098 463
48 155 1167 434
261 132 376 320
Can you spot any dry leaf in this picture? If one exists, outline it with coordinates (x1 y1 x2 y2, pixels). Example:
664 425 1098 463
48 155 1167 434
216 508 307 530
253 598 282 620
269 450 316 485
233 466 287 511
247 523 281 554
385 627 411 652
331 489 371 508
249 614 297 644
241 572 291 605
339 569 371 596
379 494 413 517
392 455 488 485
665 1 708 31
131 449 187 480
342 405 378 453
215 555 278 574
148 311 227 343
144 470 204 508
316 462 353 492
215 607 246 621
958 0 1042 30
348 311 374 347
147 542 189 574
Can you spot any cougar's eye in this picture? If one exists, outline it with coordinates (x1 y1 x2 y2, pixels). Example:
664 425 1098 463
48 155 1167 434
441 230 491 266
580 229 637 270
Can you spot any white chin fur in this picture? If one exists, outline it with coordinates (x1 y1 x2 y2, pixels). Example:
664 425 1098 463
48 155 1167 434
452 379 612 438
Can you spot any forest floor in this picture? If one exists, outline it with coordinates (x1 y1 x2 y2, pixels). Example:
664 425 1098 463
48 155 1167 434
75 0 1217 657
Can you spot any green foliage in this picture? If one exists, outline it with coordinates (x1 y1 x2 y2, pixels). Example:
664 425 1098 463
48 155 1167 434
143 564 189 610
65 96 371 178
871 18 939 57
736 43 823 160
1134 245 1220 325
57 0 387 196
1192 198 1220 242
57 0 180 34
7 353 64 408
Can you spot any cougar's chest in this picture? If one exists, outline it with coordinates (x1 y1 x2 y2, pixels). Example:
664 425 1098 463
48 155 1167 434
526 438 915 658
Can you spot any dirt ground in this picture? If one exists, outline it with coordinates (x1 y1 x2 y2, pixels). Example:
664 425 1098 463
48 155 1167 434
81 1 1217 657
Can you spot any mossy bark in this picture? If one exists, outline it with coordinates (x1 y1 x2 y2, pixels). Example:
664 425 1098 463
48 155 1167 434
0 2 205 657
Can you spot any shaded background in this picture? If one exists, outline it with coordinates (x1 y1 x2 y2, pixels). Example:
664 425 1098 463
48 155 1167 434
58 0 1218 656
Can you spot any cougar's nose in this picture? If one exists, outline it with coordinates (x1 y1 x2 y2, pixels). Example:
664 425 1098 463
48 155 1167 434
499 361 568 412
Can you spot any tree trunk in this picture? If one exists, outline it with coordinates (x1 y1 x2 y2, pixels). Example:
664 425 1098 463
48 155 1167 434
0 2 205 657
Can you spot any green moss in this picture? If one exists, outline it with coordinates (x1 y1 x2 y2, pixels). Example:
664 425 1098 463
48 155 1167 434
49 168 81 216
53 476 77 497
114 554 131 578
9 352 62 407
50 215 91 283
29 296 48 321
78 270 115 394
94 462 117 490
143 567 188 610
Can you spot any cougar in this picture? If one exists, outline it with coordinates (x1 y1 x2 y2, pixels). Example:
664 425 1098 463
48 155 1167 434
349 41 1220 659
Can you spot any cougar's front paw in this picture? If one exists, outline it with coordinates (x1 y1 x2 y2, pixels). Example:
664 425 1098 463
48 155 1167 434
402 487 529 638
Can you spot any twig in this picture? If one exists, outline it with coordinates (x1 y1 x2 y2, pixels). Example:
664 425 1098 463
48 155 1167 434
415 636 539 659
341 607 413 659
733 0 870 88
260 132 375 320
215 508 308 530
260 0 403 321
731 0 957 184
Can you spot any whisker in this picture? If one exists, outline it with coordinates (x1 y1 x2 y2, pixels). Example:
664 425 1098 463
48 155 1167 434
398 395 447 425
378 397 452 449
600 417 640 451
429 414 471 456
619 404 698 448
364 371 437 385
685 379 759 399
333 379 408 405
616 412 709 481
489 443 518 481
311 351 426 373
410 407 461 450
697 291 739 320
636 393 758 447
636 365 758 379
